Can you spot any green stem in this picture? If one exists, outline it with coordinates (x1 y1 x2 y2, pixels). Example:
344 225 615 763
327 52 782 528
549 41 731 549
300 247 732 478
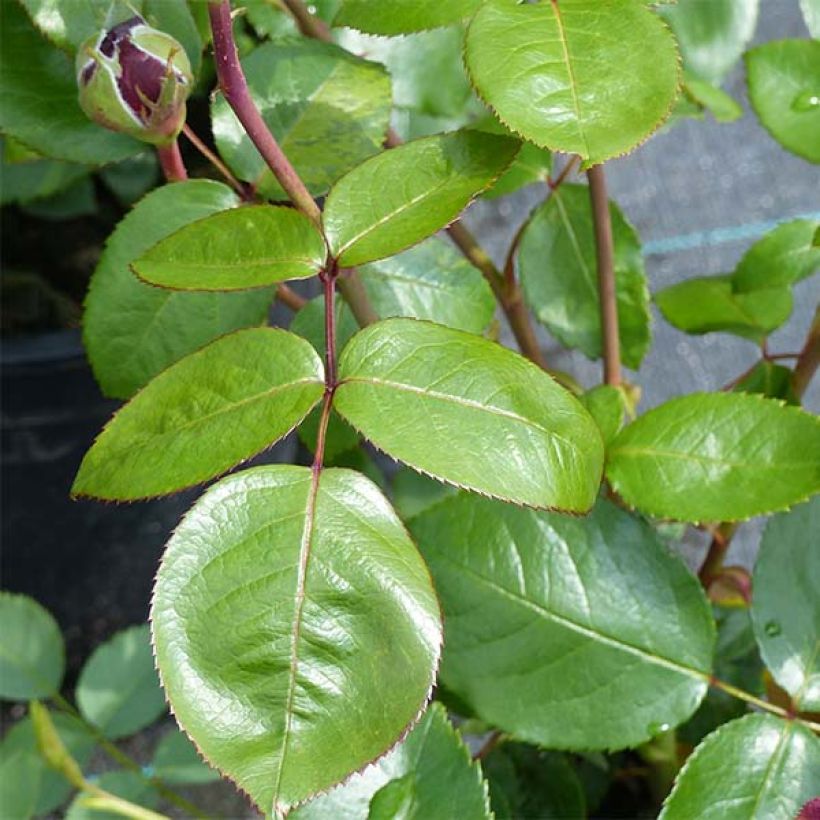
51 695 208 818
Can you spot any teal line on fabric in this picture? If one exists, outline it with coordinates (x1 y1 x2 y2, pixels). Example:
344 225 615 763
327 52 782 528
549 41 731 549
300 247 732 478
643 211 820 256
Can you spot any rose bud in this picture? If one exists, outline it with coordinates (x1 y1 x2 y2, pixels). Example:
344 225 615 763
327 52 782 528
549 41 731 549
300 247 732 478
76 16 192 146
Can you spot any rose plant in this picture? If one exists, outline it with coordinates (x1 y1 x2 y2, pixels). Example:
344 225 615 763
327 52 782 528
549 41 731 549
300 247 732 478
1 0 819 818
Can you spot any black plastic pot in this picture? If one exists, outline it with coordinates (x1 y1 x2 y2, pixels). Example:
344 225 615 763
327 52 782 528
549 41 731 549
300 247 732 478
1 330 295 674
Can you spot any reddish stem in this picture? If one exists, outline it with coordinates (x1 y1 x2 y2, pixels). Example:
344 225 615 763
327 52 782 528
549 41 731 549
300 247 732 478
313 265 338 472
793 306 820 399
207 1 321 225
181 123 247 198
156 140 188 182
587 164 622 386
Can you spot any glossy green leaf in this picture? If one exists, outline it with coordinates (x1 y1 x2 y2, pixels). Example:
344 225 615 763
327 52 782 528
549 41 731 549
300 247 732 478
391 468 457 523
76 626 166 739
802 0 820 38
752 498 820 711
661 714 820 820
484 745 586 820
100 152 159 207
0 151 89 206
133 206 326 291
74 328 324 500
519 185 651 368
746 40 820 164
464 0 680 164
732 219 820 293
66 771 159 820
655 275 792 342
358 237 496 334
733 361 799 406
684 78 744 123
0 712 95 817
212 40 391 199
411 495 714 750
0 4 140 164
335 319 604 512
151 465 441 816
292 703 490 820
333 0 482 35
580 385 626 446
84 181 274 399
661 0 759 83
474 117 553 199
324 131 519 267
0 593 64 701
607 392 820 522
152 730 220 785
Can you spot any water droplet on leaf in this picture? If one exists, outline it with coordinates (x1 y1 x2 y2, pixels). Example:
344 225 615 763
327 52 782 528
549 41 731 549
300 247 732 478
791 90 820 112
764 620 782 637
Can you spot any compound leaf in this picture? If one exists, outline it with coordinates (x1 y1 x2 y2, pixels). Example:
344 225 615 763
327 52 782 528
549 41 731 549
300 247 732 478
133 206 326 291
151 465 441 816
660 714 820 820
410 496 715 750
335 319 604 512
73 328 324 500
464 0 680 164
84 180 274 399
324 131 519 267
751 498 820 711
606 392 820 522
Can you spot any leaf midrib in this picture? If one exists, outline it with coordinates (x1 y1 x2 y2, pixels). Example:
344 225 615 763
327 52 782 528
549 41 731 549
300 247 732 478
610 444 815 471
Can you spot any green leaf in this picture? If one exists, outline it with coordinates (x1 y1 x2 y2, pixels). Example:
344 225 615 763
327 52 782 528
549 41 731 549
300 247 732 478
732 219 820 293
751 498 820 711
410 495 715 750
473 117 552 200
0 593 64 701
683 78 744 122
801 0 820 38
518 185 651 369
0 150 89 206
484 745 586 820
212 39 391 199
18 0 110 52
0 3 141 164
152 730 220 785
143 0 203 76
333 0 482 35
335 319 604 512
84 180 274 399
324 131 519 267
358 237 496 334
151 465 441 816
133 206 326 291
391 468 457 523
66 771 159 820
580 385 626 447
99 152 159 207
745 40 820 165
655 275 792 342
660 714 820 820
76 626 166 739
661 0 759 83
464 0 680 164
0 712 96 817
733 360 799 406
292 703 490 820
73 328 324 500
606 392 820 522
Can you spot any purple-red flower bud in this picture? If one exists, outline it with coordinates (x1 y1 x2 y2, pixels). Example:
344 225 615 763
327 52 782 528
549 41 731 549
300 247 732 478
76 16 192 146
